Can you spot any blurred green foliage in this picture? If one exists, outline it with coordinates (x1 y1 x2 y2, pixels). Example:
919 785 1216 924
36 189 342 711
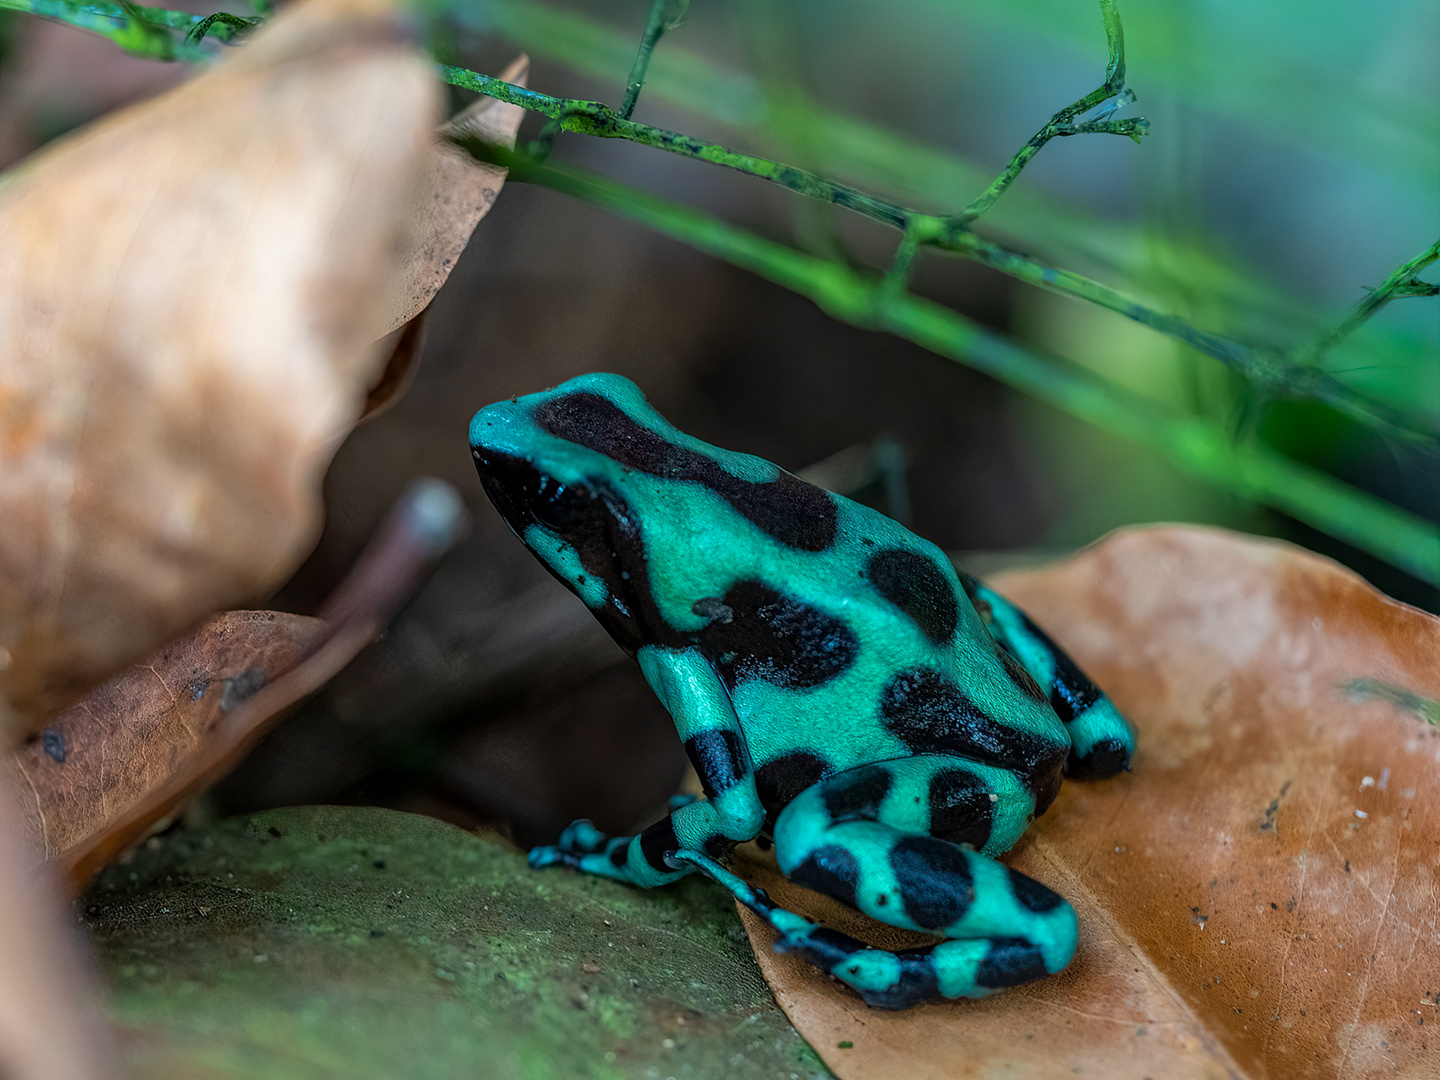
3 0 1436 595
456 0 1438 589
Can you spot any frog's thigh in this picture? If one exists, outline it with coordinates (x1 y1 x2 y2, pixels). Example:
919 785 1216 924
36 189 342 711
772 757 1076 989
960 574 1136 778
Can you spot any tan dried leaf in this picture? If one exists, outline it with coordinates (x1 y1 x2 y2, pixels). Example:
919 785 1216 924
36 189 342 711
4 610 324 875
741 526 1439 1080
378 54 529 340
0 0 440 738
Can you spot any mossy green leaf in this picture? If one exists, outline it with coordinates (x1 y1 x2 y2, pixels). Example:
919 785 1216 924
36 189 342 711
82 806 829 1080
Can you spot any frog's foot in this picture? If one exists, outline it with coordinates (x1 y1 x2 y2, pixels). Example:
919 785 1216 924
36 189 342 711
668 792 700 812
530 813 713 888
528 819 637 882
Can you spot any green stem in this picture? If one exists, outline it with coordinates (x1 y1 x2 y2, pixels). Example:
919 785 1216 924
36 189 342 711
0 0 192 28
444 67 1429 445
500 155 1440 586
441 64 919 231
958 238 1432 447
621 0 686 120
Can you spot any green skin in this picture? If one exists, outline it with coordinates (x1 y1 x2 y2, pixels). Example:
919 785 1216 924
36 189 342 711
470 373 1136 1010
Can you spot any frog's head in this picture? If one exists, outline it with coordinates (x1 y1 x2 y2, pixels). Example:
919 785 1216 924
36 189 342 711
469 374 683 654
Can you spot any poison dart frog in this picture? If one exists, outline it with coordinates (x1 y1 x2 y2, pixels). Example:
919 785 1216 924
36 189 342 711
470 373 1135 1009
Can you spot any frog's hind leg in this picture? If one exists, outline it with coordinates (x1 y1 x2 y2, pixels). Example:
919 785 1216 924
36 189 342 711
959 573 1136 779
734 756 1077 1008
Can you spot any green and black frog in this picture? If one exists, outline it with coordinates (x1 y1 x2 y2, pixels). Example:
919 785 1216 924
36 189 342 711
470 373 1135 1009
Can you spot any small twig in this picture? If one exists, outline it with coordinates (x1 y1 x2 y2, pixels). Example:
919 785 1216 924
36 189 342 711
948 0 1148 228
184 10 256 44
61 479 468 887
1306 239 1440 363
956 236 1435 449
530 0 687 168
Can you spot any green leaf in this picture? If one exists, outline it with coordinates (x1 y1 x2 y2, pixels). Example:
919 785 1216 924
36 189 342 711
83 806 831 1080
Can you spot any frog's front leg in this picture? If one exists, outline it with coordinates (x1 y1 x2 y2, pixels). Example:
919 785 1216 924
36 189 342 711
529 645 765 889
708 756 1076 1008
959 573 1136 779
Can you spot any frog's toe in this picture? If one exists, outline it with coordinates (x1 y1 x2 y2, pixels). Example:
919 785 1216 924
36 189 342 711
667 793 700 812
529 819 615 868
527 844 575 870
554 819 610 854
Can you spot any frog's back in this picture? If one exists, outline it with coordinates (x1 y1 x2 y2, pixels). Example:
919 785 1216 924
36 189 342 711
667 492 1070 809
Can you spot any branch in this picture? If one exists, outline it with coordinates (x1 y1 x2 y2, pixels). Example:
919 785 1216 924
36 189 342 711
956 237 1435 448
621 0 687 120
442 64 920 230
444 68 1431 447
0 0 215 57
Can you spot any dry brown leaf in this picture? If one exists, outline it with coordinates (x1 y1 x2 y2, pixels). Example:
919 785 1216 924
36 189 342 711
0 0 440 737
740 526 1439 1080
2 478 466 888
3 610 325 869
377 54 529 341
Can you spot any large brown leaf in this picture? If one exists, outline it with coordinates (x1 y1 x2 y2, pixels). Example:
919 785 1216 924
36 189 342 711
379 54 529 340
0 0 439 737
740 526 1439 1080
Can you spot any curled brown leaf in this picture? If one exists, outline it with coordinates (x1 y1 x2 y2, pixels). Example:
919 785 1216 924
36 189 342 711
360 54 529 420
741 526 1439 1080
379 54 529 340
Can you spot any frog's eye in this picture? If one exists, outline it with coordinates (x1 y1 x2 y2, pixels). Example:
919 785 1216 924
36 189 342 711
529 477 591 533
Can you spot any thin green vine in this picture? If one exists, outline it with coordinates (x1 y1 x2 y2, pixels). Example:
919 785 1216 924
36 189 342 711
475 150 1437 586
620 0 687 120
952 0 1146 226
6 0 1428 447
436 62 1432 450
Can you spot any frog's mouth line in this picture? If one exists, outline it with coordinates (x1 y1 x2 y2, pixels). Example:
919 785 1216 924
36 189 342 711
473 448 676 655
